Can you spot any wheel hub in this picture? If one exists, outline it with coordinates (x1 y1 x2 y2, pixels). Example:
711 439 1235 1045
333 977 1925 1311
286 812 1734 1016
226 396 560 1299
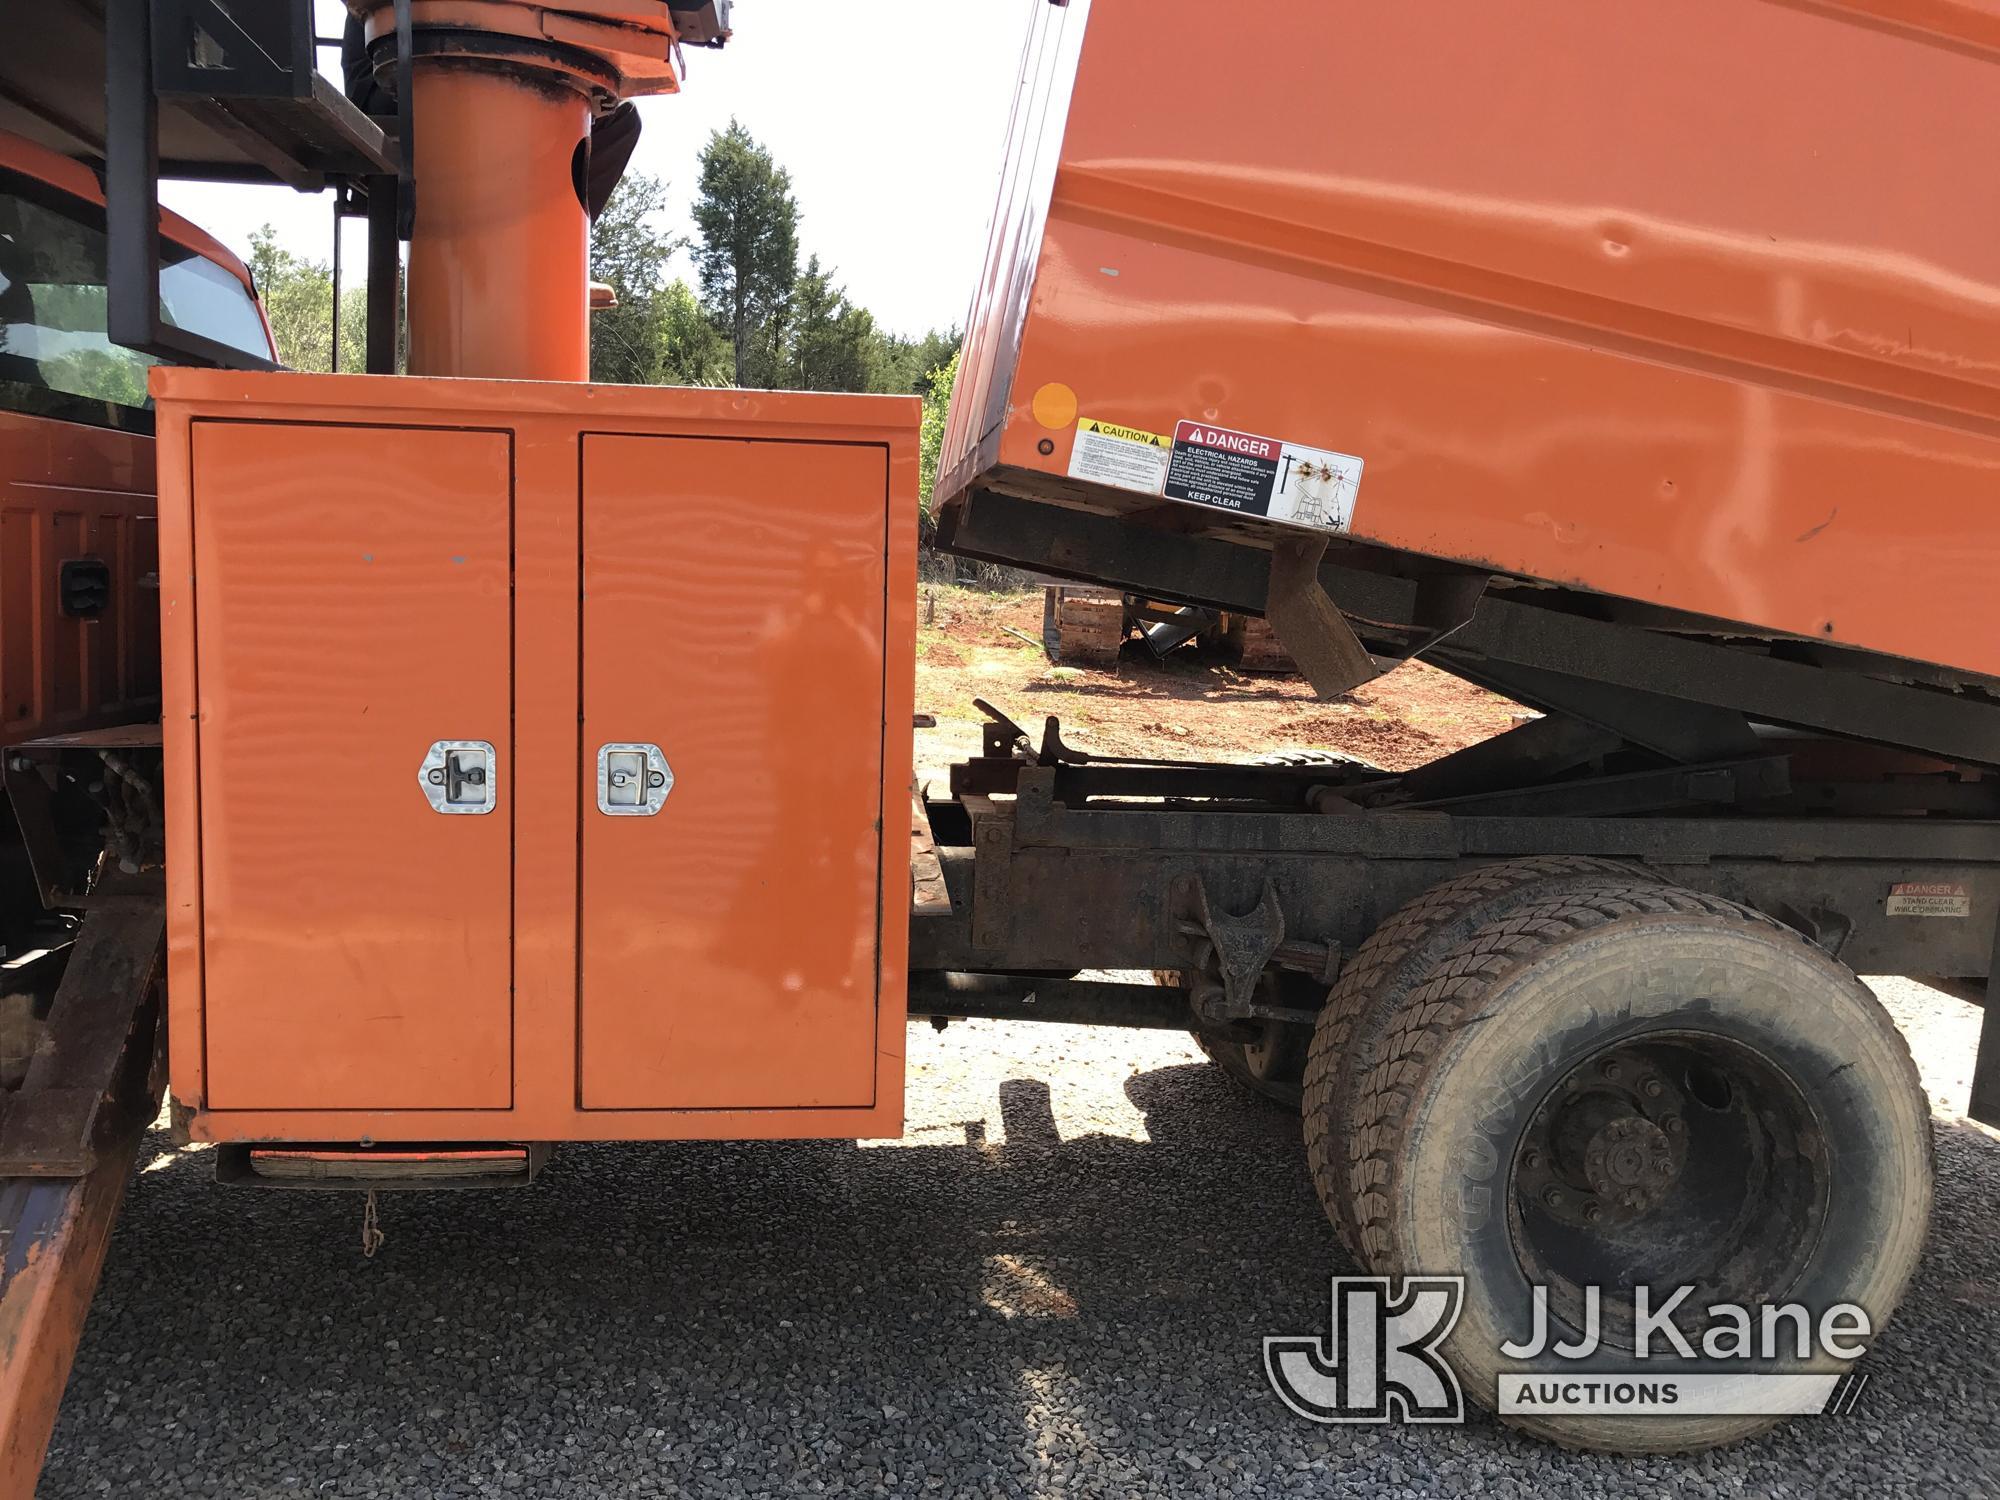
1582 1115 1676 1211
1513 1045 1687 1229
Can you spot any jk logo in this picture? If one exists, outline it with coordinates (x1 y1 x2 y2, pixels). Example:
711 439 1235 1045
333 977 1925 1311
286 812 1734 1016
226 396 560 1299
1264 1277 1467 1424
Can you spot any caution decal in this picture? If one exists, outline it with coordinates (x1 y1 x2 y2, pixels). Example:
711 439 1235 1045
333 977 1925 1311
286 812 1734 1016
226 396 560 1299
1068 417 1172 495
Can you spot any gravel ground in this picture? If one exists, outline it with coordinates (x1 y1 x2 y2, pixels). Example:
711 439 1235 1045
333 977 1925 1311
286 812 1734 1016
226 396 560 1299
40 979 2000 1499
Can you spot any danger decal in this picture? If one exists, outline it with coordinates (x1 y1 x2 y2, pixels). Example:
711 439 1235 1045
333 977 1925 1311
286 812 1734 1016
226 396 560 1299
1165 421 1364 531
1885 882 1971 918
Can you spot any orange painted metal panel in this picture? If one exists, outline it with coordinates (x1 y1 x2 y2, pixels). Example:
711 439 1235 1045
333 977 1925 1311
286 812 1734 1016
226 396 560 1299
0 508 28 733
188 420 514 1111
403 67 592 382
45 513 81 721
938 0 2000 679
155 369 917 1142
579 435 890 1110
0 411 158 749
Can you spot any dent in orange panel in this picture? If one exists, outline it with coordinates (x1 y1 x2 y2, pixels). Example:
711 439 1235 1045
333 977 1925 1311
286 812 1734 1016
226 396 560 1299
579 436 890 1111
190 420 514 1111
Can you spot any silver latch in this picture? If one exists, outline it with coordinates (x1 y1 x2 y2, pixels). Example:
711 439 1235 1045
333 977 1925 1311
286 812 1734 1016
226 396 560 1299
597 743 674 816
419 741 497 815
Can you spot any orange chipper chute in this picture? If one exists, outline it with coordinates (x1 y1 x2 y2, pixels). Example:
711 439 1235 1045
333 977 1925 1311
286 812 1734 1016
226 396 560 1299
348 0 693 381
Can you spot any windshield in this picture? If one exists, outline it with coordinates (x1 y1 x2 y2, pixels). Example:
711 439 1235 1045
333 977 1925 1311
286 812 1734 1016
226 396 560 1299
0 173 271 432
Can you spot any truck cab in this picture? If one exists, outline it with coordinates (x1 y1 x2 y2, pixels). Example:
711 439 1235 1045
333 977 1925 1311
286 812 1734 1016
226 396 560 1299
1 128 272 744
0 127 272 953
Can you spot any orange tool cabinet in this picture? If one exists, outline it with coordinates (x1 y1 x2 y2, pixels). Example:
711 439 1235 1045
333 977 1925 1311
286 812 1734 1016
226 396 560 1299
152 370 918 1143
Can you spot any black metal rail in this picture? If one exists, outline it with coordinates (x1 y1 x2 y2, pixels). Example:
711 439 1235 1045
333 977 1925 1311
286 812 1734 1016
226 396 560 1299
938 487 2000 770
916 731 2000 1126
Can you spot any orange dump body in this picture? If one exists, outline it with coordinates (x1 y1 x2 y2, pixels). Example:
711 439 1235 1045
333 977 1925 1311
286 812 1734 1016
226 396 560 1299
154 370 918 1143
939 0 2000 680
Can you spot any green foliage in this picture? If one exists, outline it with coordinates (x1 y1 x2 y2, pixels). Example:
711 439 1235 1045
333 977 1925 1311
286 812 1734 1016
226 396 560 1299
919 351 961 507
684 122 965 396
246 226 367 373
26 283 112 336
235 129 963 406
590 173 732 387
655 280 735 387
777 256 882 394
691 120 799 389
589 171 681 297
876 327 963 396
38 344 150 407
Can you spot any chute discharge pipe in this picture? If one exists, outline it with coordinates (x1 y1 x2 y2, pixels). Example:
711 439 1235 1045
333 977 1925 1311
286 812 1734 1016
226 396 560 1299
352 1 690 382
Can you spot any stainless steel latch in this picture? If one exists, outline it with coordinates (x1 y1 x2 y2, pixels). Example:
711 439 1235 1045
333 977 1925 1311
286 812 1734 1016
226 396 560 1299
419 740 497 815
597 743 674 816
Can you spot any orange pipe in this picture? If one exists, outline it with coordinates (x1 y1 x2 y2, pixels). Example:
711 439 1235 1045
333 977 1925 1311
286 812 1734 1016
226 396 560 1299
404 65 592 381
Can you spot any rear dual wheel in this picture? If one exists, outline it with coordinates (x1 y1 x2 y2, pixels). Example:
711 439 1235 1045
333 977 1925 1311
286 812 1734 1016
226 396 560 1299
1304 856 1655 1258
1305 876 1933 1454
1193 858 1659 1118
1190 1022 1308 1107
1171 966 1313 1108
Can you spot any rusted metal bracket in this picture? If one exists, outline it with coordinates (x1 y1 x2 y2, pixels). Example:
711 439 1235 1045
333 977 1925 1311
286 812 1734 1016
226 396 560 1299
0 1115 155 1498
1182 878 1286 1021
0 893 166 1496
4 729 168 911
968 799 1016 953
215 1142 553 1191
1264 535 1379 699
0 760 66 915
909 974 1191 1030
1404 571 1490 661
972 698 1033 759
0 892 164 1177
910 789 953 919
1972 907 2000 1129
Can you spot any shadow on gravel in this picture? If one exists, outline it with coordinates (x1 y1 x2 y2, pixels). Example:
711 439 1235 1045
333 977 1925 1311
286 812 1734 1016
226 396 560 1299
41 1059 2000 1499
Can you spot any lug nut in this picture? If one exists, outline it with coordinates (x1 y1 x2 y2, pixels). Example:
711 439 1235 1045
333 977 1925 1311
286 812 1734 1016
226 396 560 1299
1664 1116 1685 1135
1582 1202 1602 1224
1643 1078 1664 1099
1601 1059 1623 1081
1522 1149 1542 1170
1543 1188 1565 1209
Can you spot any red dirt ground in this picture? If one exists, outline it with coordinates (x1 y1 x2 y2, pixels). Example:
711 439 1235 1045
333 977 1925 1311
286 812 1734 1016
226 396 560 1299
912 586 1523 781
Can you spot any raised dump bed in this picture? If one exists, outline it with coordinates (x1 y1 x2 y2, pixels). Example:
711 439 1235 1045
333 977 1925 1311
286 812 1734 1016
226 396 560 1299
934 0 2000 768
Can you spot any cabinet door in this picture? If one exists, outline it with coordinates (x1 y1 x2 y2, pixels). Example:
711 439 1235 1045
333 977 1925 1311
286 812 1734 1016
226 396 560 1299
194 422 514 1110
579 435 888 1110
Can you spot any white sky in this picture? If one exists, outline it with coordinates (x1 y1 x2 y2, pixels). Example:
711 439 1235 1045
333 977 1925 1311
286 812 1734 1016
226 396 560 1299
159 1 1036 337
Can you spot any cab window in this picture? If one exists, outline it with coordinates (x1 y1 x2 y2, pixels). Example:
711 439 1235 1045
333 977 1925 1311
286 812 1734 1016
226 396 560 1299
0 173 271 432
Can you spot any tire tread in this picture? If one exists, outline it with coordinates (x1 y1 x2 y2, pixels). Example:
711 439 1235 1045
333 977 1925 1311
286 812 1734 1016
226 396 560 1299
1303 856 1654 1260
